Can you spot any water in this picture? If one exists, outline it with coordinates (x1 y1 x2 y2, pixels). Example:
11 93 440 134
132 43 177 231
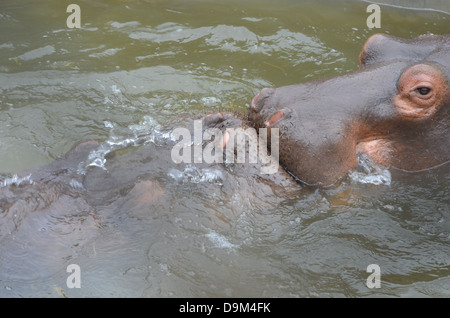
0 0 449 297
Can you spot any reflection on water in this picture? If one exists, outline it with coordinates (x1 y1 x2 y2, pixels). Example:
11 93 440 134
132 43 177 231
0 0 449 297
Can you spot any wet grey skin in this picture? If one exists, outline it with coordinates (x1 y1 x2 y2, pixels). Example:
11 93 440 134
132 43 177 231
243 34 450 186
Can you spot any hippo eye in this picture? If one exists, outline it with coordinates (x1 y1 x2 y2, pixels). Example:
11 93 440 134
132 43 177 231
416 87 431 95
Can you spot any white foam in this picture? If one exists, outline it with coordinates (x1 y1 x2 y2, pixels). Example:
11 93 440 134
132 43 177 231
77 116 169 174
111 84 121 94
168 165 224 184
1 174 33 187
349 154 391 185
200 96 221 106
206 231 236 249
69 179 84 189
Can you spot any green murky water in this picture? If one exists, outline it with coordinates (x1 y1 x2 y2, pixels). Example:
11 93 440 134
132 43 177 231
0 0 449 297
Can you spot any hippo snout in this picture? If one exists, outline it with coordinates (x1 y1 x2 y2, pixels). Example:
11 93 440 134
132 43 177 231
251 88 275 111
250 87 287 130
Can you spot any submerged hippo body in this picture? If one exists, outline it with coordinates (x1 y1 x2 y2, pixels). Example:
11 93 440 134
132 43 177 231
248 34 450 186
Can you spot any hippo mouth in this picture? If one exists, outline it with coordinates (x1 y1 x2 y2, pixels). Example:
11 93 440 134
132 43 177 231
250 91 395 183
250 91 286 128
355 138 393 167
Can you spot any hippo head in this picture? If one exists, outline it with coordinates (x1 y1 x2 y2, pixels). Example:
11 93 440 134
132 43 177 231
249 34 450 186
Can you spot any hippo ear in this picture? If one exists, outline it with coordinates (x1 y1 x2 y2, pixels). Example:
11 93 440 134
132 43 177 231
359 34 404 68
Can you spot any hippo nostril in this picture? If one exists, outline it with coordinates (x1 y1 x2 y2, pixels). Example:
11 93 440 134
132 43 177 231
260 87 275 98
265 111 284 127
251 93 260 109
251 87 275 112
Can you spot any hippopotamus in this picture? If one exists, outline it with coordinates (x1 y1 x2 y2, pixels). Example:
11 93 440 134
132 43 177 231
240 33 449 186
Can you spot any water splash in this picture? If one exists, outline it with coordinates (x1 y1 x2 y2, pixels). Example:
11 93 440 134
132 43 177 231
349 154 391 185
168 165 224 185
205 231 237 250
77 116 170 174
0 174 33 188
69 179 84 190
